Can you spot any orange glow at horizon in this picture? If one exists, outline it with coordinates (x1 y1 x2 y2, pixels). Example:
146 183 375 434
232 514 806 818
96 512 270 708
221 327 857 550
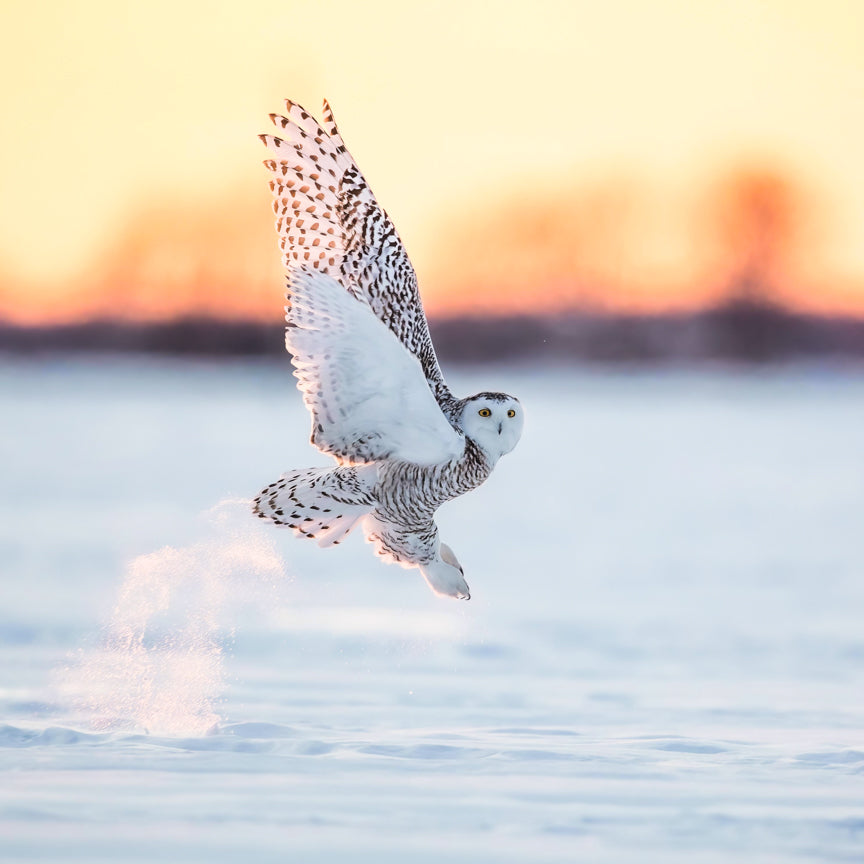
1 0 864 323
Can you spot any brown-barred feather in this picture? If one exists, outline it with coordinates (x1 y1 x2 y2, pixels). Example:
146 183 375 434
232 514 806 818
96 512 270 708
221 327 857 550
260 100 458 419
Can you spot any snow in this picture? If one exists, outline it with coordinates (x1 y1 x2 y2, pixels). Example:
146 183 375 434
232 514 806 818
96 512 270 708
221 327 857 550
1 358 863 862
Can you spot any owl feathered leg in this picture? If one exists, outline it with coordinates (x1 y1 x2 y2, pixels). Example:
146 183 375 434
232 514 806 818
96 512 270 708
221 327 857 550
360 514 470 599
253 466 376 548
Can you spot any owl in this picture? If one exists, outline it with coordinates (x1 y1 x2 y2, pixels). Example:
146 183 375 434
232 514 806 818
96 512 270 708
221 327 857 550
253 99 523 599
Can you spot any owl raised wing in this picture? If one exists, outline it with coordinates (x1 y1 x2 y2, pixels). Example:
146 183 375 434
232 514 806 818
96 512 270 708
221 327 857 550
259 100 455 415
284 268 464 466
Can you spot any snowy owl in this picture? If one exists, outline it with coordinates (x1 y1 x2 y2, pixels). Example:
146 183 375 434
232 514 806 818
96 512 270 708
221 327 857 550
252 99 523 599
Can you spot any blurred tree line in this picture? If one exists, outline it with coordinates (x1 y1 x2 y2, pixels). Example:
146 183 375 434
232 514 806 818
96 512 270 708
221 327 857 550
1 164 863 363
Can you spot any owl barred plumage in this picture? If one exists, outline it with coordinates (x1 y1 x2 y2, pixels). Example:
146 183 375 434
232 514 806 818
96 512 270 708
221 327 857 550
260 100 456 415
253 99 523 599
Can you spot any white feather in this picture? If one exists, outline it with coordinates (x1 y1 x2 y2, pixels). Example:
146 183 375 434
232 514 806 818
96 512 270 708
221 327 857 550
286 269 464 467
259 102 454 407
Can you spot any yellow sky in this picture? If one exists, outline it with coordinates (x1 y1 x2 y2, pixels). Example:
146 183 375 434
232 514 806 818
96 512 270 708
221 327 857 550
2 0 863 318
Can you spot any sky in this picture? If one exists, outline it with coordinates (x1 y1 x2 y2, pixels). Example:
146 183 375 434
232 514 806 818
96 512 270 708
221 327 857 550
1 0 863 321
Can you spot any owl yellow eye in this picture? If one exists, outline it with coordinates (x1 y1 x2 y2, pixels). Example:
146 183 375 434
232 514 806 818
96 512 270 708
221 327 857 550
507 409 516 418
478 408 492 417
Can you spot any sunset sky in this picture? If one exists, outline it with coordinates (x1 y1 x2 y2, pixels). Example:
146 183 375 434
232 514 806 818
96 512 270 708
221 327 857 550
2 0 863 321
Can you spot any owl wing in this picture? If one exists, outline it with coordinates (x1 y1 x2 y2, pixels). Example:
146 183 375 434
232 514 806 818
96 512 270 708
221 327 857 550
284 268 464 466
259 100 455 413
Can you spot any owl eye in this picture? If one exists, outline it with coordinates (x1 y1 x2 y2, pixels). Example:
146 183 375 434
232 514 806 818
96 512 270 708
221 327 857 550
478 408 492 417
507 409 516 418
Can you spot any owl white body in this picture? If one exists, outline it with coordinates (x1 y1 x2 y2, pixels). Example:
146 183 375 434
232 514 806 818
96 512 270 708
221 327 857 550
253 100 523 599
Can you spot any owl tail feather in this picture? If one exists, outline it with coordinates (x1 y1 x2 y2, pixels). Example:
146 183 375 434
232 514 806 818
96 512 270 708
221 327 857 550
253 466 374 548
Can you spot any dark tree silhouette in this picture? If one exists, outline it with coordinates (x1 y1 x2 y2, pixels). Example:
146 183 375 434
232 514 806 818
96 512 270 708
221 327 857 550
706 167 812 359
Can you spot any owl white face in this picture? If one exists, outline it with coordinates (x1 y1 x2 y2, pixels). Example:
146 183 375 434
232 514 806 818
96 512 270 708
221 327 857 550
460 393 523 461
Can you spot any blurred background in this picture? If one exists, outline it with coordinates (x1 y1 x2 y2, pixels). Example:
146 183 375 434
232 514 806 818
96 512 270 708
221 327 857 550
1 0 863 361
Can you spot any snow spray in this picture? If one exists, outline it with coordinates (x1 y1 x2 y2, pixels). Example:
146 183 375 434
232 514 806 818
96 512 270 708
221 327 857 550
60 501 285 736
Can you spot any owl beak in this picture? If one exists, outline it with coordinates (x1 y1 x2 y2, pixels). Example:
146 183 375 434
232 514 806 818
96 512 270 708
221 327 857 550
497 422 502 434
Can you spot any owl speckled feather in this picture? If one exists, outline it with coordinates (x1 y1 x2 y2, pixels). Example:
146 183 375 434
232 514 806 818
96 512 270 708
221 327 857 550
260 100 455 415
253 100 523 599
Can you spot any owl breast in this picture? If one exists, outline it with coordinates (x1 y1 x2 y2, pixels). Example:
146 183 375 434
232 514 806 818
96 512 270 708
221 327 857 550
373 439 491 528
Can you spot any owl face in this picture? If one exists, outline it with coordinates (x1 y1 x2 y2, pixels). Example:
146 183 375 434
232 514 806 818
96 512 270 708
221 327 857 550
460 392 523 460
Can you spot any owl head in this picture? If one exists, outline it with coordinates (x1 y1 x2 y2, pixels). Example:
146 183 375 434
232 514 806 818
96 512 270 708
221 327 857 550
460 392 524 461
